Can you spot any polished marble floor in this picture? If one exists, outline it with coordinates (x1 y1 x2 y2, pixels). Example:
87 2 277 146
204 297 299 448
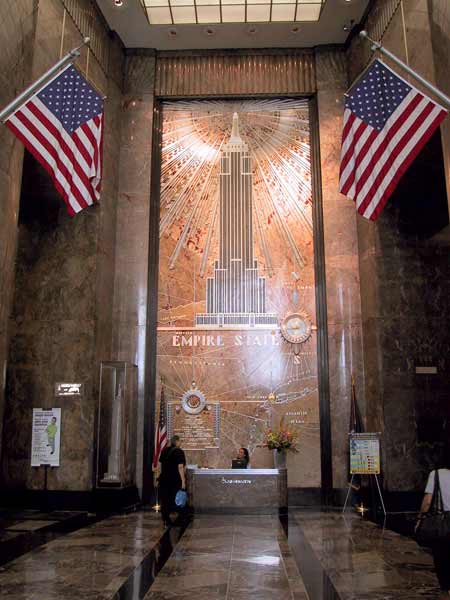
289 510 441 599
144 515 308 600
0 511 167 599
0 509 443 599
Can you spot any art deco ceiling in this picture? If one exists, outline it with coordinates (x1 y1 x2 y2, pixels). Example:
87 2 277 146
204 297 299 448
95 0 370 50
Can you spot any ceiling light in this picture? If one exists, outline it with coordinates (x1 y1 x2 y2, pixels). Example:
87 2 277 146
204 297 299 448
114 0 124 6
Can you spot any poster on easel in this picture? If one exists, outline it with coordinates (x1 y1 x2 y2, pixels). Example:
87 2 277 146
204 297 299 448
349 433 380 475
31 408 61 467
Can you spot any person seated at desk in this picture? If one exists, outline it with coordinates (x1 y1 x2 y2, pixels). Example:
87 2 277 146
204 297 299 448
232 447 250 469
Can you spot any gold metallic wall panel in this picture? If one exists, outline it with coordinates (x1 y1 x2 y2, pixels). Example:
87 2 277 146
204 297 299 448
155 52 316 97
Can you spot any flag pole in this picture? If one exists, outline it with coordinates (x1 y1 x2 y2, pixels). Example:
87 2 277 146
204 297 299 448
0 37 91 123
358 30 450 109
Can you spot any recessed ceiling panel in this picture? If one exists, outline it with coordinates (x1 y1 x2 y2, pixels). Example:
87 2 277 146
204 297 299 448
246 4 271 21
172 5 197 22
271 4 296 21
141 0 324 24
296 3 321 20
95 0 371 50
197 5 221 21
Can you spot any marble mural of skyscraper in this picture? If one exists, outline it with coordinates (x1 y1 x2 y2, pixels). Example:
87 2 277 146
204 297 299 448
196 113 277 328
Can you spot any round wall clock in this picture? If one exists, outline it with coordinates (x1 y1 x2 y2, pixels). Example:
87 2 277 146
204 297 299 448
181 386 207 415
280 311 313 345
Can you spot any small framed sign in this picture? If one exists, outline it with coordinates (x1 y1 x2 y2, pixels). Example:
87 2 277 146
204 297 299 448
55 382 83 396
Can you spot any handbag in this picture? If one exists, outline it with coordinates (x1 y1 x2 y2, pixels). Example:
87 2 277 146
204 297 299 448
416 470 450 546
175 489 188 508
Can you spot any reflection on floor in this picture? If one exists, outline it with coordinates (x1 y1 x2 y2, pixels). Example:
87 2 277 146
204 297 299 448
0 511 166 599
144 515 308 600
0 509 89 567
289 510 440 599
0 509 442 599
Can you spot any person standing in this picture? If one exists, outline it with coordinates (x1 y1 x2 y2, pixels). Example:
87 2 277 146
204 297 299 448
158 435 186 526
46 417 57 455
416 449 450 599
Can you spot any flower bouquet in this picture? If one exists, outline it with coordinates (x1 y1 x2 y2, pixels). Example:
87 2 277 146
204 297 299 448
263 425 297 451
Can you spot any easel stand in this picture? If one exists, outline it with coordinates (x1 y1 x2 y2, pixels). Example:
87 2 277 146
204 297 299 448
342 473 387 517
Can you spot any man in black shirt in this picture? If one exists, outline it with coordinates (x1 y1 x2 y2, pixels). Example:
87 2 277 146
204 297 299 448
158 435 186 526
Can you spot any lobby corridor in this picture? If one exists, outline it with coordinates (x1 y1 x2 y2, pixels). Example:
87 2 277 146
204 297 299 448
0 509 442 599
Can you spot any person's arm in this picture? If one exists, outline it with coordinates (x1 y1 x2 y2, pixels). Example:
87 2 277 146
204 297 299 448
415 493 433 532
178 463 186 490
415 470 435 532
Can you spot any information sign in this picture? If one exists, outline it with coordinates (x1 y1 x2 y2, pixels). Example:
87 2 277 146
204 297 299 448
31 408 61 467
349 433 380 475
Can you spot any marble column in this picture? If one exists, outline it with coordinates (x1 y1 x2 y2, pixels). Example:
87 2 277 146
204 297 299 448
315 49 365 491
112 52 156 497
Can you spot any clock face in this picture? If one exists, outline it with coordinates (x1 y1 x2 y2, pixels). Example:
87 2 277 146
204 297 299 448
280 312 312 345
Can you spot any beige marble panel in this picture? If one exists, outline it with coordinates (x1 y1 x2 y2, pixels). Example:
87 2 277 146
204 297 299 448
112 54 156 493
315 49 365 489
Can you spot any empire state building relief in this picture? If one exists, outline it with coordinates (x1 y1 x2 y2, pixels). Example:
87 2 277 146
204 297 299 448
196 113 277 329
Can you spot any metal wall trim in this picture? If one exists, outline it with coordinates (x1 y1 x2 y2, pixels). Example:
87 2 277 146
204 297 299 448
155 51 316 97
309 95 333 504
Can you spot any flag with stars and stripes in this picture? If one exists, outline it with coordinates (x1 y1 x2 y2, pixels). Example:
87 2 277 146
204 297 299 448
5 64 103 216
152 386 168 471
339 59 447 221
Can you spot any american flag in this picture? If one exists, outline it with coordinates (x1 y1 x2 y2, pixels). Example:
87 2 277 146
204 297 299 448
152 386 168 470
339 59 447 220
5 64 103 216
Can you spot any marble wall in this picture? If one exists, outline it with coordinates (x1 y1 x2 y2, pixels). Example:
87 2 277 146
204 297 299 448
1 0 125 492
0 0 36 470
1 0 448 502
315 49 364 490
348 0 450 492
111 51 156 498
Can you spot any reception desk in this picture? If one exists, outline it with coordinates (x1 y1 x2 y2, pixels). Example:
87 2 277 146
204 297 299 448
187 467 287 514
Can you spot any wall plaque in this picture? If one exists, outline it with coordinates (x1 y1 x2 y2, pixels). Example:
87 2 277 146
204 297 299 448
167 401 220 450
55 383 83 396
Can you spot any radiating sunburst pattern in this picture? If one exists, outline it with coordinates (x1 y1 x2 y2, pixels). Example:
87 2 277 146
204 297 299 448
156 99 321 487
160 99 312 273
